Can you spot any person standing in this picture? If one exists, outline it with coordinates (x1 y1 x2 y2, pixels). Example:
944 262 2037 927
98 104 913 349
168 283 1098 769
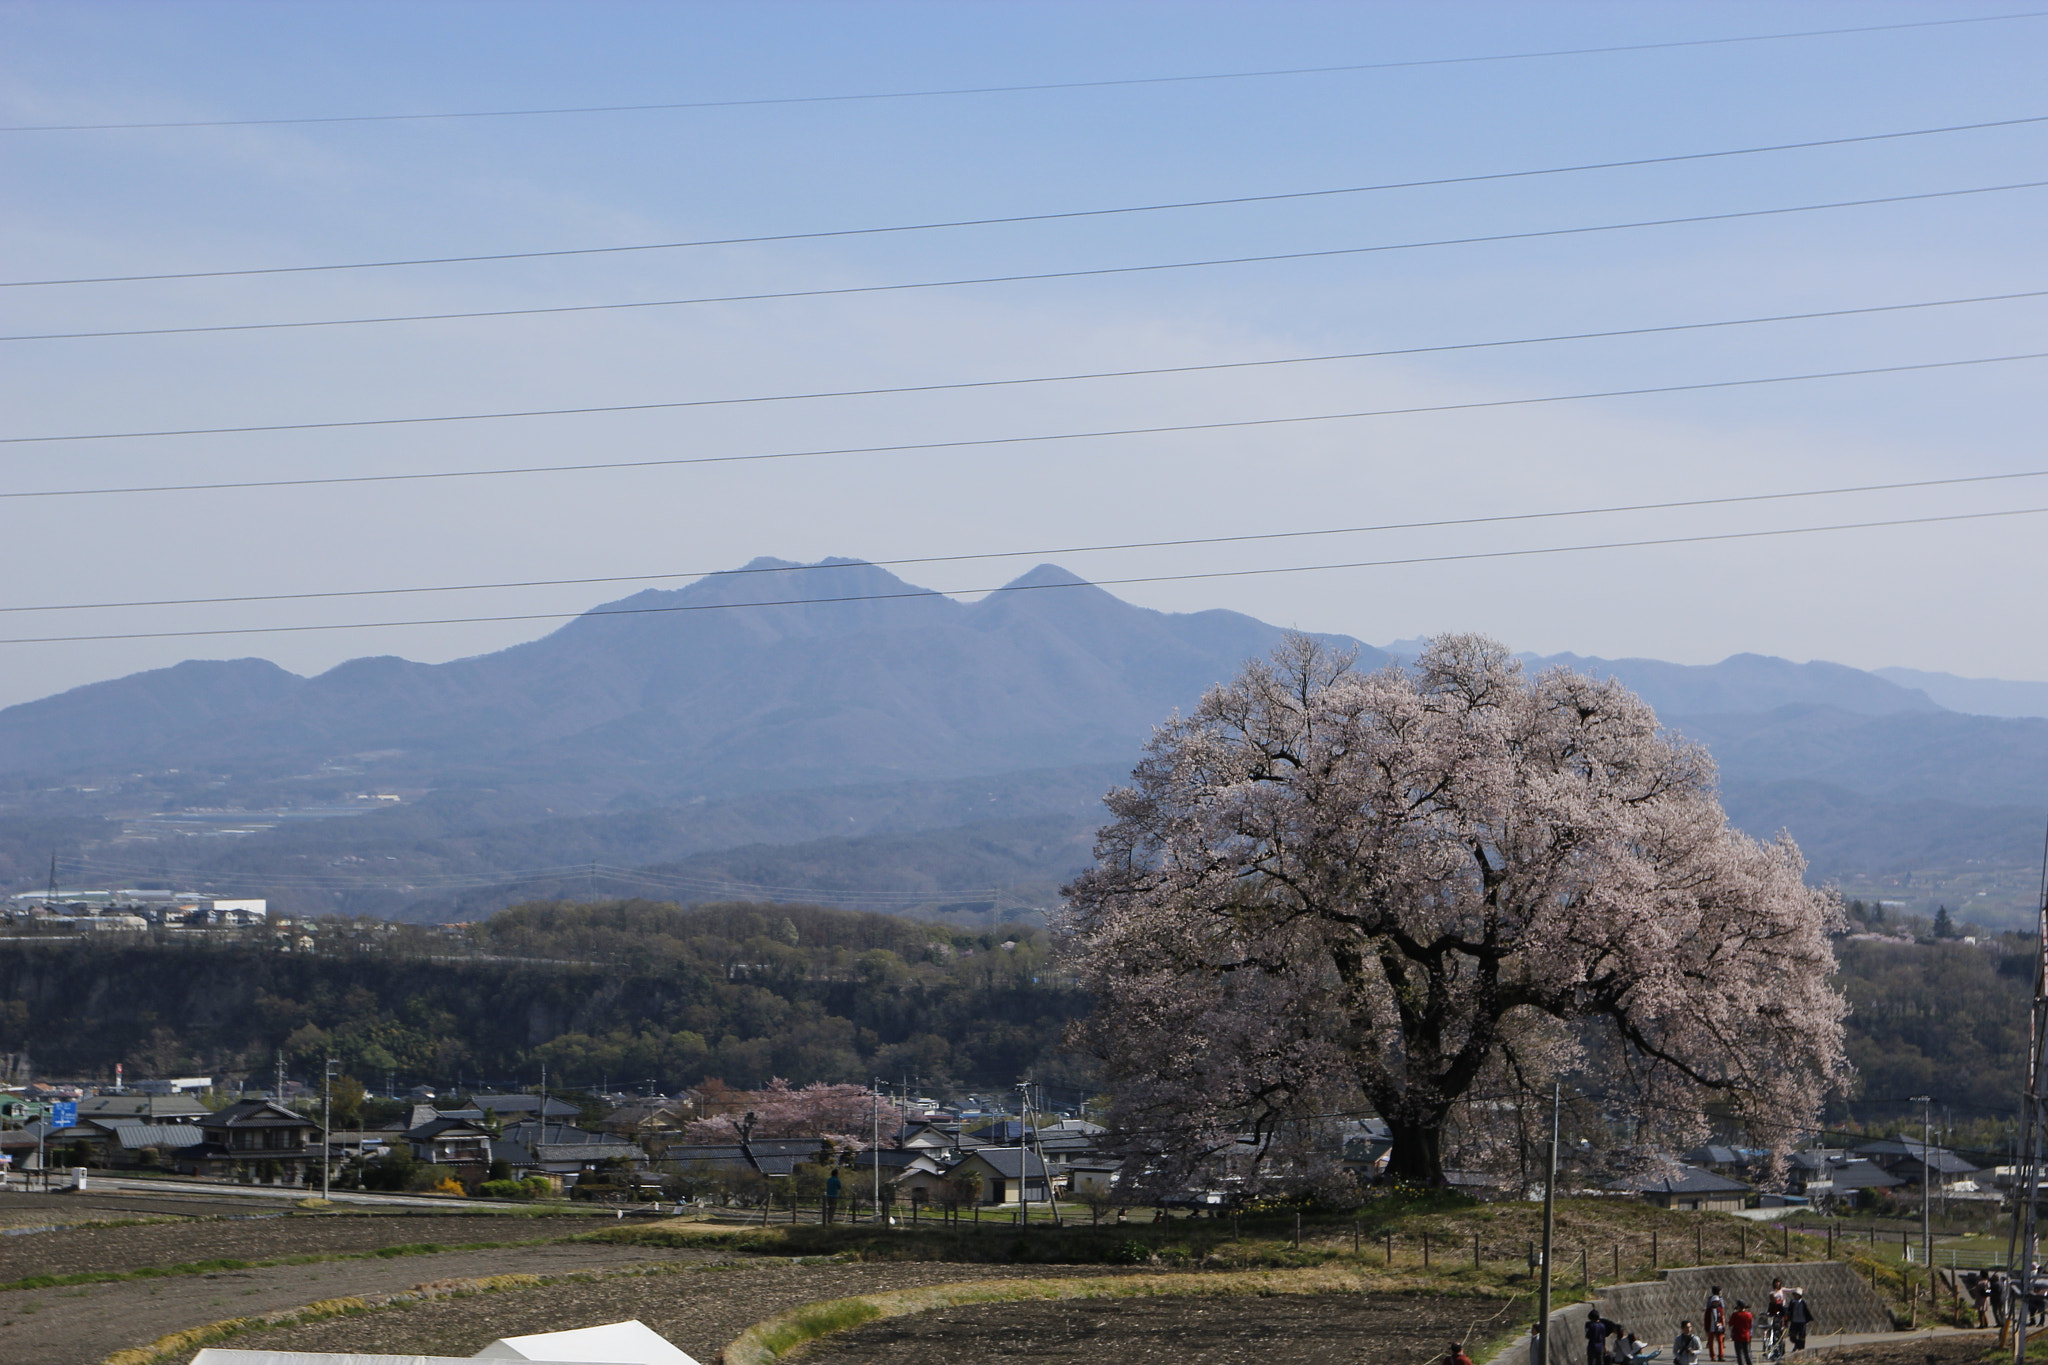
1729 1300 1755 1365
1705 1286 1728 1362
1970 1273 1992 1329
1674 1321 1703 1365
1586 1312 1612 1365
1446 1343 1476 1365
1786 1290 1813 1351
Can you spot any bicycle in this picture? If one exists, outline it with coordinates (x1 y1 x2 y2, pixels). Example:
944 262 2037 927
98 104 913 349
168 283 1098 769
1761 1321 1786 1362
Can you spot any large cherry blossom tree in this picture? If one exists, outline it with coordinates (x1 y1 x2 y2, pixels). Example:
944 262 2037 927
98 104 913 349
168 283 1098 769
1062 635 1848 1189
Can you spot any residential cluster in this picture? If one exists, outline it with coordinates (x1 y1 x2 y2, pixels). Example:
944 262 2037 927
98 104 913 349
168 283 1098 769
3 887 270 930
1608 1138 1998 1214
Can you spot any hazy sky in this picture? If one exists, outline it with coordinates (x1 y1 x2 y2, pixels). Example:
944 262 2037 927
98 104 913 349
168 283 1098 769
3 0 2042 711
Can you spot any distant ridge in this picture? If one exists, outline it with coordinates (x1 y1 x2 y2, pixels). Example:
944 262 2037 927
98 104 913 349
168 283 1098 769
0 558 1380 802
5 557 2047 928
1874 665 2048 719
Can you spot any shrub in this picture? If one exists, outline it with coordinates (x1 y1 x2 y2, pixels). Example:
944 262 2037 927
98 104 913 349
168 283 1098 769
479 1179 533 1200
431 1176 467 1197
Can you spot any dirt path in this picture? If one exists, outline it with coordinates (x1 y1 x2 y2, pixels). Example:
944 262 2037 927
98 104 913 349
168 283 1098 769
0 1212 604 1283
1 1238 721 1365
155 1261 1167 1365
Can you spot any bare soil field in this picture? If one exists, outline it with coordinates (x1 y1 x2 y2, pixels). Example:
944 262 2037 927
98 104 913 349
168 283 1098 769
3 1237 719 1365
0 1191 313 1229
799 1291 1515 1365
1809 1335 1994 1363
0 1210 604 1283
159 1261 1169 1365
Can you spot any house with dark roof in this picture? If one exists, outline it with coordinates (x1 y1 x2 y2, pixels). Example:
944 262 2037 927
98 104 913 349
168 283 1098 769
468 1093 580 1122
1853 1138 1980 1188
76 1094 206 1125
960 1118 1029 1148
176 1099 323 1183
499 1120 645 1180
401 1117 495 1171
1605 1163 1751 1212
660 1136 837 1179
947 1146 1053 1204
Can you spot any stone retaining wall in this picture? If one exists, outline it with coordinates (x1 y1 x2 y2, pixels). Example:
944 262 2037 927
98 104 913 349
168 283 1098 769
1543 1263 1893 1365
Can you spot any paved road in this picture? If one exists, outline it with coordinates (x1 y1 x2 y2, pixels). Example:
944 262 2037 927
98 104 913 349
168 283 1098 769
83 1175 542 1211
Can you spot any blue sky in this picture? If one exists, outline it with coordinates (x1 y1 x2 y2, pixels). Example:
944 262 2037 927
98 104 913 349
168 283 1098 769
1 0 2042 708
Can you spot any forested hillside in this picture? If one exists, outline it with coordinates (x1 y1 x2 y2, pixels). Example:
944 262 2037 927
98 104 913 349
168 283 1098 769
0 900 2029 1129
0 901 1084 1093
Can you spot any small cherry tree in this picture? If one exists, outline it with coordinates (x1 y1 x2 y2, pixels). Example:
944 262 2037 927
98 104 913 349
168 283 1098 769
681 1078 895 1149
1062 635 1848 1189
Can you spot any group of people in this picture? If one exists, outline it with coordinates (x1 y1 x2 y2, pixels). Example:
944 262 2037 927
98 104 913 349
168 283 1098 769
1959 1268 2048 1329
1582 1280 1815 1365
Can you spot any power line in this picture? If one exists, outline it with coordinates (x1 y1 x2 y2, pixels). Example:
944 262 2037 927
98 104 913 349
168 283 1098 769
3 503 2039 646
11 115 2043 290
5 346 2040 447
8 11 2041 134
7 348 2041 500
10 181 2040 341
7 465 2042 616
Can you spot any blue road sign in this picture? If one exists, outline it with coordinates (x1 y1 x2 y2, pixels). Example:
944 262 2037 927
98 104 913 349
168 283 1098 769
47 1101 76 1128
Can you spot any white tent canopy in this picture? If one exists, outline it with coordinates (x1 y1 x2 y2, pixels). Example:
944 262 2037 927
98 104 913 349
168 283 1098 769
194 1319 701 1365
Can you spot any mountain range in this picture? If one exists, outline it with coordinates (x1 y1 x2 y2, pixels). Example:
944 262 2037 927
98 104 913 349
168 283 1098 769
2 557 2043 927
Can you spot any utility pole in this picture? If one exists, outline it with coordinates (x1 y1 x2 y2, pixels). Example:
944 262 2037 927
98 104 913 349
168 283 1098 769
274 1049 285 1105
1910 1094 1933 1273
323 1057 339 1201
1537 1081 1561 1365
2014 821 2048 1365
872 1078 882 1224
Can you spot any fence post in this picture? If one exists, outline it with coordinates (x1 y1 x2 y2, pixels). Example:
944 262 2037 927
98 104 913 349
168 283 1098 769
1352 1219 1359 1254
1652 1228 1658 1269
1474 1230 1481 1269
1294 1211 1301 1250
1385 1230 1393 1266
1613 1243 1619 1279
1581 1245 1588 1285
1424 1231 1431 1267
1697 1218 1703 1264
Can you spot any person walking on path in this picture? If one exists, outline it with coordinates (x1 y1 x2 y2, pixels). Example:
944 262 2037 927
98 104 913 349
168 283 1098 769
1705 1286 1728 1362
1729 1301 1756 1365
1971 1273 1992 1328
1674 1321 1704 1365
1586 1312 1613 1365
1785 1290 1813 1352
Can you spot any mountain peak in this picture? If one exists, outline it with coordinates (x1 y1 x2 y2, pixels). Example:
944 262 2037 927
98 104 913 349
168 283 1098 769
998 563 1095 592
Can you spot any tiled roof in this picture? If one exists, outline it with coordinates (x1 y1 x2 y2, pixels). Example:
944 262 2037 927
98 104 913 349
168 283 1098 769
1605 1164 1751 1195
953 1146 1051 1180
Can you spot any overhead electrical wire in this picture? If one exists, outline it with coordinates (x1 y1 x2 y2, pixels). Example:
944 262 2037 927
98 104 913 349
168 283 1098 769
4 504 2041 646
7 466 2043 616
9 114 2043 289
6 347 2041 447
8 181 2041 341
8 10 2041 133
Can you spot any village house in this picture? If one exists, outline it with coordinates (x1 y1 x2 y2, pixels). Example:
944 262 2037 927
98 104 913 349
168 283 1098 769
1605 1163 1751 1212
947 1146 1053 1204
498 1119 646 1182
401 1116 495 1174
177 1099 323 1184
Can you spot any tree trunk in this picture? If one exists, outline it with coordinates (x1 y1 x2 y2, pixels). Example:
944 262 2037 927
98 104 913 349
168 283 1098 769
1383 1116 1447 1186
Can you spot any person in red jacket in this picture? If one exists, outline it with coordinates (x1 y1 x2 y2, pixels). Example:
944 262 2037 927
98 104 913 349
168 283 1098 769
1729 1301 1756 1365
